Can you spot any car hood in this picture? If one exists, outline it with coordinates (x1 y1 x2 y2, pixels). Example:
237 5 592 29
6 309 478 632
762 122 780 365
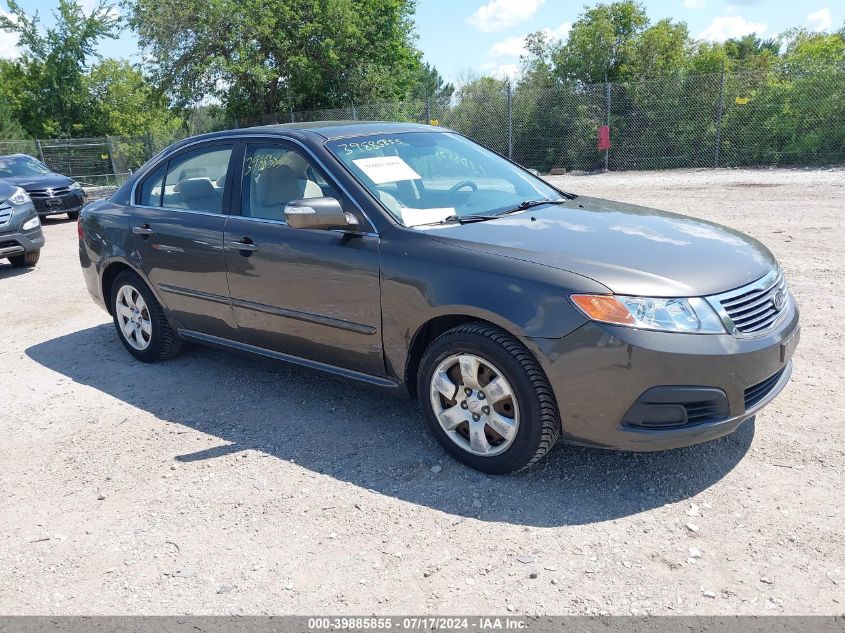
4 173 74 190
419 196 776 297
0 179 17 203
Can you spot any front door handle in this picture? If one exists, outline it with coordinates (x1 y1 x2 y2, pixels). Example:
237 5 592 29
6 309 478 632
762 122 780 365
132 224 154 237
226 237 259 255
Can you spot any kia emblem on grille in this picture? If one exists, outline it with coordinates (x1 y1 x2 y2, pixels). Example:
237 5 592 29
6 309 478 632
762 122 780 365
773 290 785 310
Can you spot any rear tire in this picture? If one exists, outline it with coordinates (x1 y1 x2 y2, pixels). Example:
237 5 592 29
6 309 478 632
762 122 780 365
111 270 182 362
8 250 40 268
66 211 80 220
417 322 560 474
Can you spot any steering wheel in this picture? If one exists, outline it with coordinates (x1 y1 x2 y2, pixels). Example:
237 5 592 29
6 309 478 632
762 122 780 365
447 180 479 195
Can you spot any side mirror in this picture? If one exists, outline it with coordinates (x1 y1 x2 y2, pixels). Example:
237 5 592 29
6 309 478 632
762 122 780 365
284 197 360 231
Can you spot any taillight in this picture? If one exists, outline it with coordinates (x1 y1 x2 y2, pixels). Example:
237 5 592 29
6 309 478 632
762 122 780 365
77 216 84 240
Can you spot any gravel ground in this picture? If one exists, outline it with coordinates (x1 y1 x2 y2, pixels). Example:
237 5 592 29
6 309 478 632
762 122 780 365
0 168 842 615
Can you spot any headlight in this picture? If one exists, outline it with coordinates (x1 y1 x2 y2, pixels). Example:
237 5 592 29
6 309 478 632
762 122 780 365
7 187 31 205
571 294 726 334
22 215 40 231
69 181 82 191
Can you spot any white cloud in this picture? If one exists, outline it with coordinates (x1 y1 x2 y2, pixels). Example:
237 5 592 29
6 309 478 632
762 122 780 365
467 0 545 33
488 36 526 58
0 9 21 59
478 61 520 79
807 8 832 31
487 22 571 60
684 0 706 8
543 21 572 42
697 16 767 41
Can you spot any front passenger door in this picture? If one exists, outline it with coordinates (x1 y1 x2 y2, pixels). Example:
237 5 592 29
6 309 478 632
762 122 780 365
130 142 237 337
224 141 384 376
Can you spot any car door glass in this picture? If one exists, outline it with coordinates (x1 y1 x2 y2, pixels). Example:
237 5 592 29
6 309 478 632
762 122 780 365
138 164 165 207
162 146 233 213
241 146 334 221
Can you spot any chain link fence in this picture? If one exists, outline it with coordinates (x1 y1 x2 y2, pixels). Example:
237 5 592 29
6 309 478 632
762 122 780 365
2 66 842 185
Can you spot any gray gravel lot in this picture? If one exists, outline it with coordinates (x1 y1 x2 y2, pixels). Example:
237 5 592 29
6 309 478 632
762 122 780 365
0 168 842 615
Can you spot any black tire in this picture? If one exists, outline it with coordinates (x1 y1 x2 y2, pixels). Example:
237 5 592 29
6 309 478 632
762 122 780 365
110 270 182 362
8 250 40 268
417 322 560 474
66 211 80 220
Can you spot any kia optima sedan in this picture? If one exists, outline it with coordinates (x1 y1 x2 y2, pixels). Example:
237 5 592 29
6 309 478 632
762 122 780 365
78 123 799 473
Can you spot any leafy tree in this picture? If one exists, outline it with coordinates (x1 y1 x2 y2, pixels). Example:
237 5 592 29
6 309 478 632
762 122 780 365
85 59 182 138
0 92 27 139
409 63 455 109
552 0 649 83
628 19 689 77
0 0 120 136
127 0 424 123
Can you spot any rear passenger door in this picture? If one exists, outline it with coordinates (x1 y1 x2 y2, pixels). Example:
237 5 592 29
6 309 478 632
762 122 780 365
130 141 237 337
223 140 384 376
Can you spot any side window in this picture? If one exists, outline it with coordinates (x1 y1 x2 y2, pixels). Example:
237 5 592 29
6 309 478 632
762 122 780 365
138 164 165 207
241 145 338 221
162 146 233 213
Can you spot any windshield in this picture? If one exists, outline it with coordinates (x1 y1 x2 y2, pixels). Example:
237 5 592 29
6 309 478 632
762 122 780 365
326 132 565 227
0 155 52 178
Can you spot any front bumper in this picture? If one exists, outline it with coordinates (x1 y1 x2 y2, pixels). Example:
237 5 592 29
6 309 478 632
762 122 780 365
532 299 800 451
0 226 45 257
34 192 86 216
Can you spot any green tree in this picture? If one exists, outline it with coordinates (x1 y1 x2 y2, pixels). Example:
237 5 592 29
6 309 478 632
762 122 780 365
0 0 120 136
0 93 27 139
409 63 455 109
127 0 423 123
552 0 649 83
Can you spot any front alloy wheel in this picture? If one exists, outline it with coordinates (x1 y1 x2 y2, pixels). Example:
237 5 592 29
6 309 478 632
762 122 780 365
430 354 519 457
418 322 560 474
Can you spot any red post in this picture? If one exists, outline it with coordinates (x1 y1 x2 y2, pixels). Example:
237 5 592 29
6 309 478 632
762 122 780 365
597 125 611 150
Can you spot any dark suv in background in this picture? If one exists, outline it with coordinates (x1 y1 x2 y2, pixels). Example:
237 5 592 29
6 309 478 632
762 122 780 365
0 154 87 220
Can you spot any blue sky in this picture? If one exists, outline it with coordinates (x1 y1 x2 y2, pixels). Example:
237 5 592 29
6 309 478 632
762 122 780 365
1 0 841 83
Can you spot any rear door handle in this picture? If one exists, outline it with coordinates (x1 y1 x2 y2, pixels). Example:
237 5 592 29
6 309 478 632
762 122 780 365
132 224 154 237
226 237 259 255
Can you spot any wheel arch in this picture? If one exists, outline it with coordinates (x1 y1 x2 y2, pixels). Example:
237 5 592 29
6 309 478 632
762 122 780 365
100 259 163 316
403 311 548 400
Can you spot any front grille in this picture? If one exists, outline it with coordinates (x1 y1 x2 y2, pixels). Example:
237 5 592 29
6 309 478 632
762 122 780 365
0 203 10 227
745 367 786 410
710 269 789 335
33 194 84 213
29 186 71 199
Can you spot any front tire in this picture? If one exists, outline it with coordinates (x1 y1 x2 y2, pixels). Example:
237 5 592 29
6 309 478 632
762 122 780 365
417 322 560 474
111 270 182 362
8 250 40 268
67 211 80 220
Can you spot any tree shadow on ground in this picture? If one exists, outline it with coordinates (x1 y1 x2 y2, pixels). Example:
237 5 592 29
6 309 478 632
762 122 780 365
26 324 754 527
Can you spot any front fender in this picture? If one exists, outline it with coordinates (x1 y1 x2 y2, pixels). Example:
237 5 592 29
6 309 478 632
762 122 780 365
378 226 606 381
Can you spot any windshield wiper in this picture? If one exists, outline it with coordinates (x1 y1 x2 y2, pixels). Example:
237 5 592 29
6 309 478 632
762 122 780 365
497 198 569 215
413 199 569 227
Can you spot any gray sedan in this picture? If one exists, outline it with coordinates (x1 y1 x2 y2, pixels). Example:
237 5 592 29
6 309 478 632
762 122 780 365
78 122 799 473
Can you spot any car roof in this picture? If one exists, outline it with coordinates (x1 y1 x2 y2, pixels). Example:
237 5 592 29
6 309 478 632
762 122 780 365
186 121 444 145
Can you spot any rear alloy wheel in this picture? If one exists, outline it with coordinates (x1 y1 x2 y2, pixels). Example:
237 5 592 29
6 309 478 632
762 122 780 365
418 322 560 474
111 270 182 362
